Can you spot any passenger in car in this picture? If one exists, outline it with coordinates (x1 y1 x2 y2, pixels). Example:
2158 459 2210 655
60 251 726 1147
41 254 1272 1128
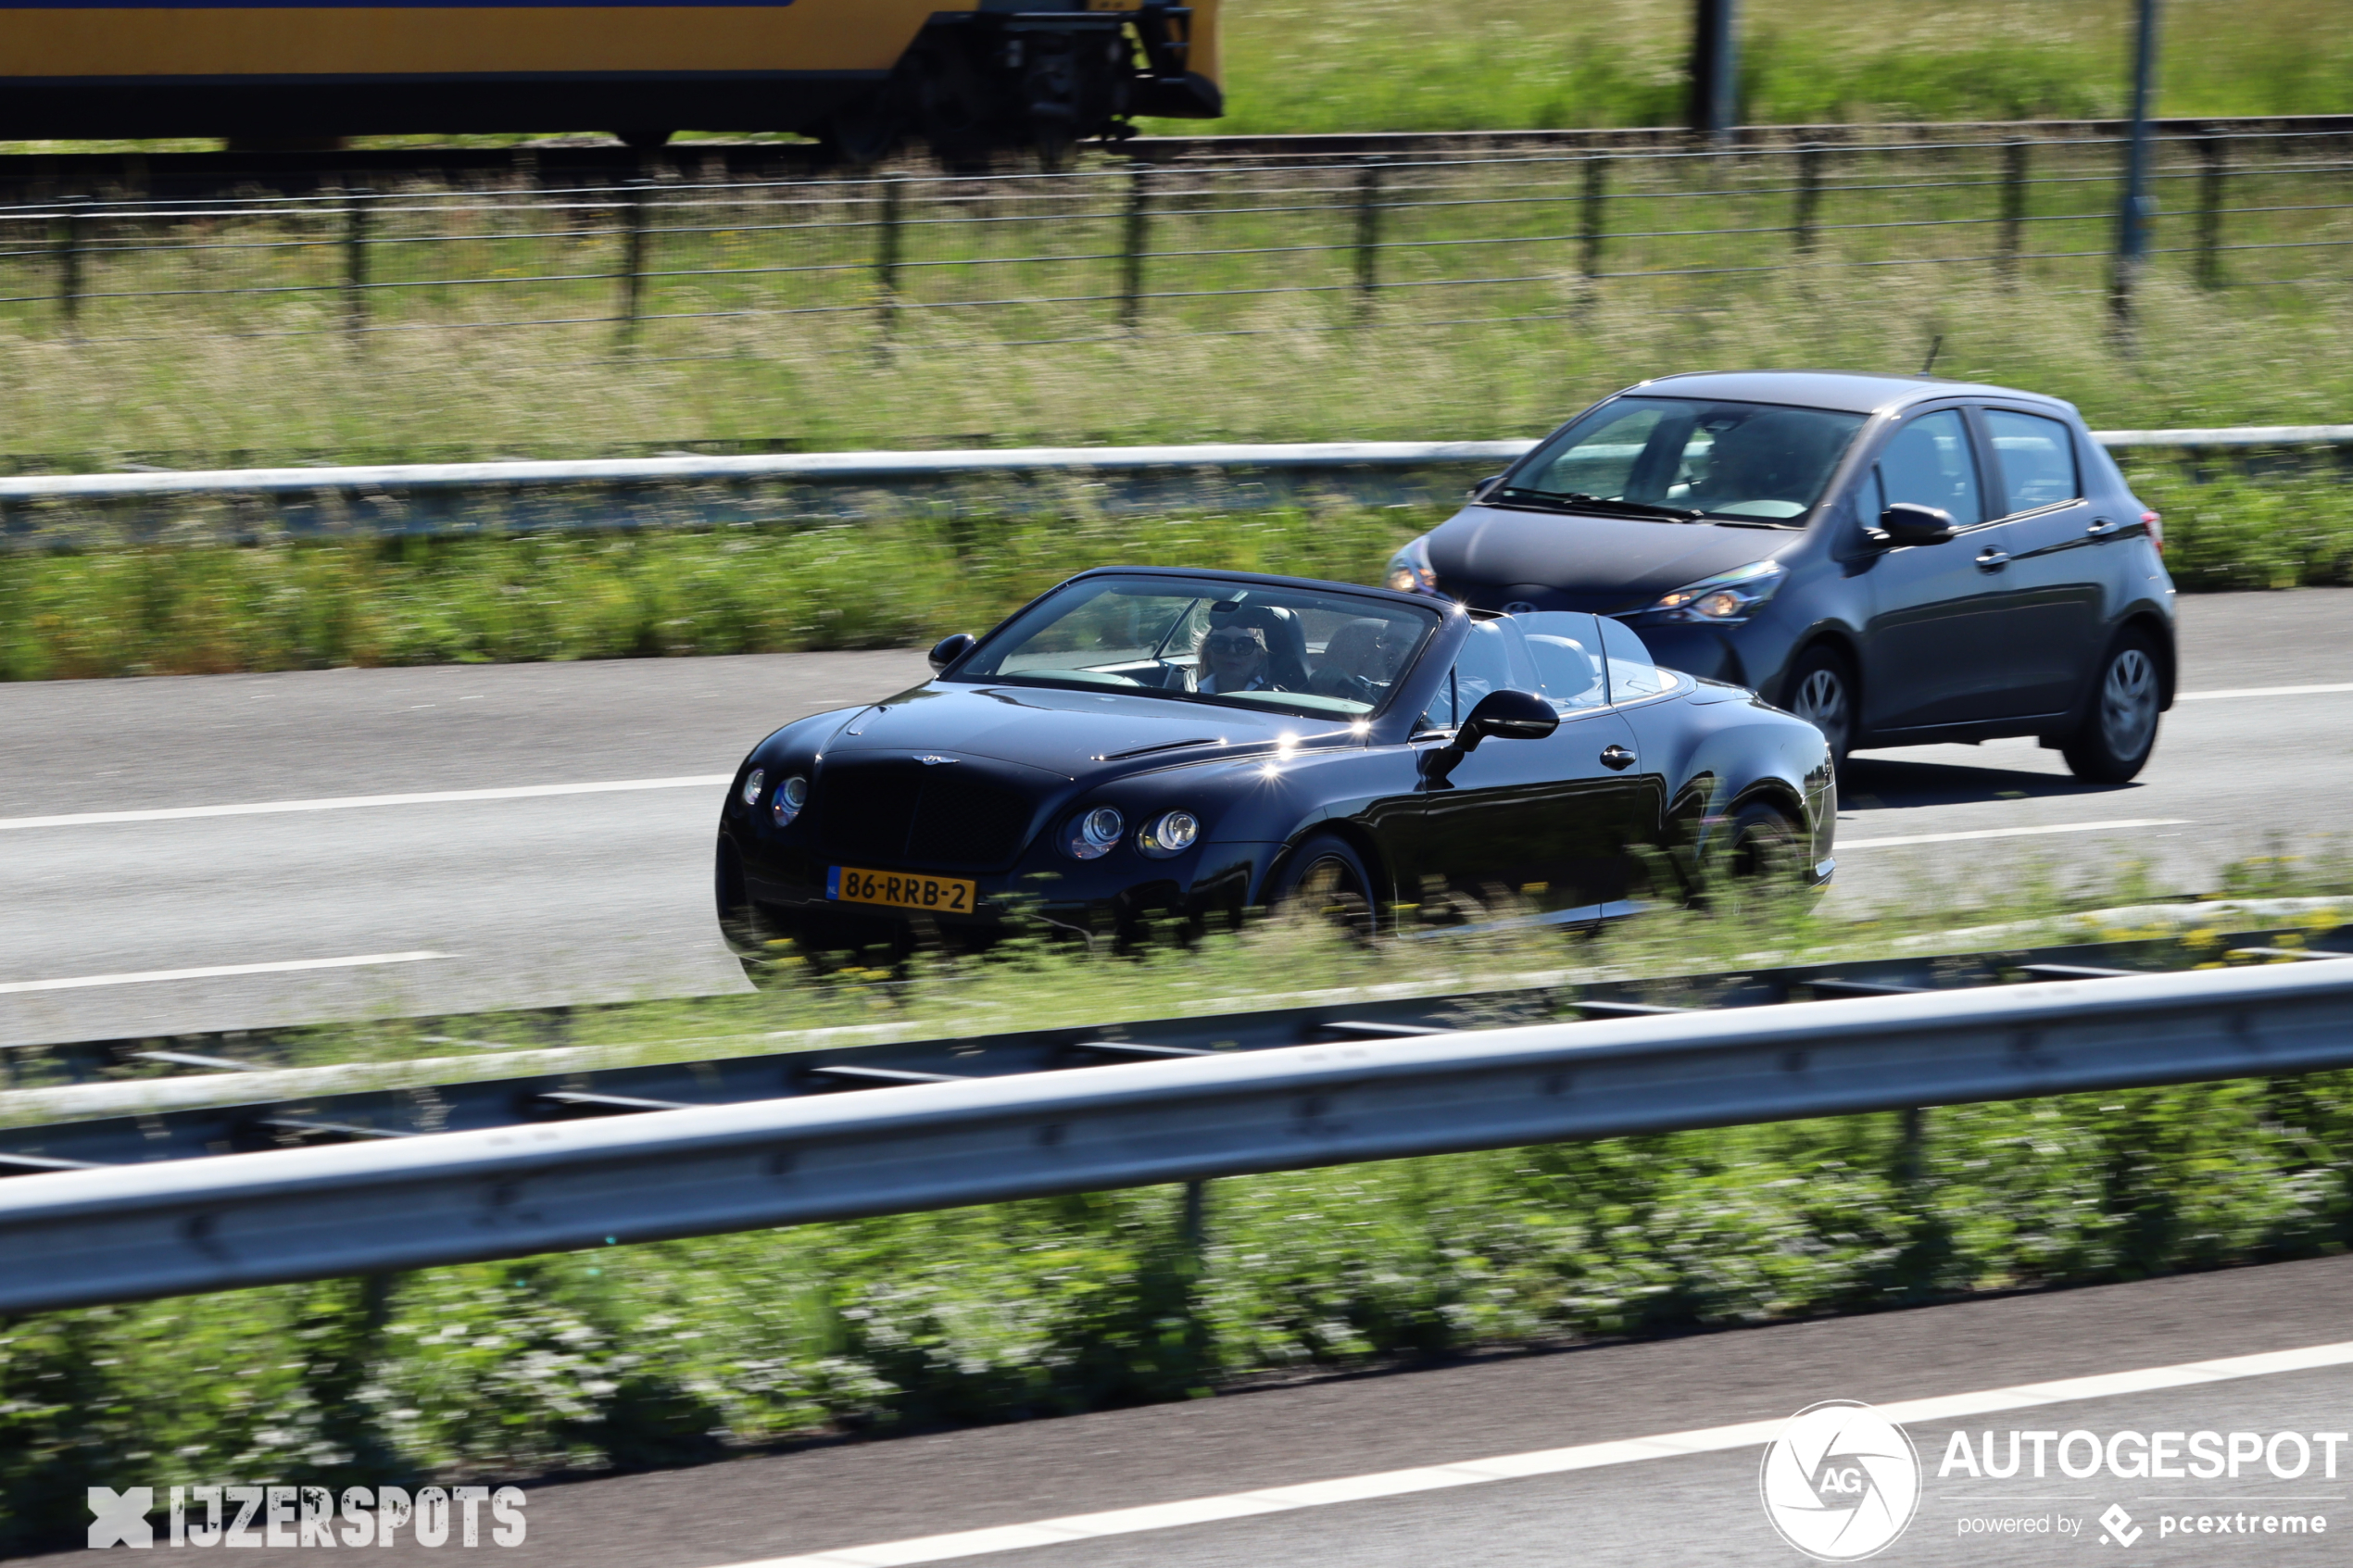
1308 617 1403 705
1195 625 1280 694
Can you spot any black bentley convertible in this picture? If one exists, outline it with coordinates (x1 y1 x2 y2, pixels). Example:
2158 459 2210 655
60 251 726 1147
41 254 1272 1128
715 567 1834 955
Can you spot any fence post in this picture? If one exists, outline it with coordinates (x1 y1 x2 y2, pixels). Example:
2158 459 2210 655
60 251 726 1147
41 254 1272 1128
1579 154 1608 302
54 195 88 333
344 189 371 339
1792 142 1824 256
616 179 650 348
2196 134 2228 290
1121 163 1151 332
1352 159 1384 315
1998 139 2030 286
2109 0 2161 332
875 176 903 340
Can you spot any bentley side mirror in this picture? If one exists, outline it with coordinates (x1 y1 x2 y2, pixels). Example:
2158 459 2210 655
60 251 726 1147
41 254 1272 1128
1467 472 1504 501
927 632 976 671
1421 689 1558 782
1877 503 1957 546
1458 687 1560 749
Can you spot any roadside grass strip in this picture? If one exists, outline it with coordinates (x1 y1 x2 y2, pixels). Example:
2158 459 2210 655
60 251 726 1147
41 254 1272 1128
726 1341 2353 1567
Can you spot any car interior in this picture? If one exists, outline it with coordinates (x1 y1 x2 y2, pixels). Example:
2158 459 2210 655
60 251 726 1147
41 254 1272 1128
967 579 1445 719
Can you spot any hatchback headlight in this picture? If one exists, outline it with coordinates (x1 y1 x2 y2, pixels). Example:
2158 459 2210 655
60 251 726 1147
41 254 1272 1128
1137 809 1201 859
1385 535 1438 596
771 774 809 826
1642 559 1789 624
741 768 765 807
1062 806 1125 860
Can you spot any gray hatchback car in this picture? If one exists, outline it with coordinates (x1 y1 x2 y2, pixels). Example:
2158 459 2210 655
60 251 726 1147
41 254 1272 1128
1385 370 2177 782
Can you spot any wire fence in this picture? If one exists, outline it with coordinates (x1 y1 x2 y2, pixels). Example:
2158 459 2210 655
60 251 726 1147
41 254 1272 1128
1 125 2347 351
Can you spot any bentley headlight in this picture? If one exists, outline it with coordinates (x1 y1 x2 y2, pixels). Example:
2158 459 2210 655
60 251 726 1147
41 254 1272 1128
741 768 765 807
1385 535 1438 596
1137 809 1201 859
1063 805 1125 860
771 774 809 826
1642 559 1789 624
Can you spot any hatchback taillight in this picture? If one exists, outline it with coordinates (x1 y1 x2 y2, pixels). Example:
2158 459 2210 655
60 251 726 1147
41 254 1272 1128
2143 510 2164 554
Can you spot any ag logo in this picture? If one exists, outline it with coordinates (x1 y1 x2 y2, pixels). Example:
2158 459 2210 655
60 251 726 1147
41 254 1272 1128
1758 1400 1920 1562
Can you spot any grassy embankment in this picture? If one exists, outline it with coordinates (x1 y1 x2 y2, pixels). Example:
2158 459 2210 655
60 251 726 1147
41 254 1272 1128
6 851 2353 1551
1161 0 2353 137
4 259 2351 682
3 456 2347 682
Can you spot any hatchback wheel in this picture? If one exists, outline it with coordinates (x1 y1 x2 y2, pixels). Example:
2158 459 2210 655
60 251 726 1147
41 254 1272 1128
2061 630 2162 784
1786 646 1856 765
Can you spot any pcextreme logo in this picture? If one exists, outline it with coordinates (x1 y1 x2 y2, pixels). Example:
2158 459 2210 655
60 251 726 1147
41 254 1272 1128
1759 1400 1923 1562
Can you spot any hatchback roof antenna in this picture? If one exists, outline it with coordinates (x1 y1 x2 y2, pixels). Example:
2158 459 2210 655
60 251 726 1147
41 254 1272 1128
1919 334 1944 376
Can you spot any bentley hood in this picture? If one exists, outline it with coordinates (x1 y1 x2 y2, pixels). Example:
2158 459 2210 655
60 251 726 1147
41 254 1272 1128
819 684 1338 777
1427 505 1785 605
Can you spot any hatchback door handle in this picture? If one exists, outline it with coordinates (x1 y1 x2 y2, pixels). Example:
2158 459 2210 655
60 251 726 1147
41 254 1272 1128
1600 745 1637 771
1975 548 2010 571
2086 518 2120 539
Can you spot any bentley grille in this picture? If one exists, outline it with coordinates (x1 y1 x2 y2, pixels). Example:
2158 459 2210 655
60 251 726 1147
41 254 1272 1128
812 758 1038 871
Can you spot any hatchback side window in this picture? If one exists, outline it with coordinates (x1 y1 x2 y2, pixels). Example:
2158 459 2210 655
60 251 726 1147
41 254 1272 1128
1984 408 2082 516
1874 408 1982 526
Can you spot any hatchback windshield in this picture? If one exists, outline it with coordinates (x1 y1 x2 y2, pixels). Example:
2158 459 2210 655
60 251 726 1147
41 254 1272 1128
950 575 1443 720
1498 396 1866 525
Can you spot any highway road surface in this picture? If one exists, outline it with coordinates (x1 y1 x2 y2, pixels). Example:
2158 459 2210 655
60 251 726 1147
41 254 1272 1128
16 1250 2353 1565
0 589 2347 1047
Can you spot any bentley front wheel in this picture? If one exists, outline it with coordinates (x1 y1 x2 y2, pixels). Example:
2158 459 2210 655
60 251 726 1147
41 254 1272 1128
1271 833 1377 937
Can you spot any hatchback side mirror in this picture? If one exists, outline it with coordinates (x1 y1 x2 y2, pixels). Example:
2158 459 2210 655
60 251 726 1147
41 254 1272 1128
928 632 976 671
1467 472 1504 501
1878 503 1957 546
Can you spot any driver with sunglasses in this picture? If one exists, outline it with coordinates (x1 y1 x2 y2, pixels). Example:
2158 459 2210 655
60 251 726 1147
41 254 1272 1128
1195 624 1279 694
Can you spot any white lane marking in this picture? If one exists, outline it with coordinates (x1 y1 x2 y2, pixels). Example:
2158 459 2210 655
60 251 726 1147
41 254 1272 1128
1842 817 2189 850
2178 682 2353 701
0 775 731 833
725 1338 2353 1567
0 951 447 996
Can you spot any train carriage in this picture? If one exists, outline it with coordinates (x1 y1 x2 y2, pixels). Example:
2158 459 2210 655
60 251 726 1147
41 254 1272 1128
0 0 1219 156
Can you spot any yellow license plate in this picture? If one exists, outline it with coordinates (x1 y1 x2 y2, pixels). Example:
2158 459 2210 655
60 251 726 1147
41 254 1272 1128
827 865 977 914
1087 0 1143 10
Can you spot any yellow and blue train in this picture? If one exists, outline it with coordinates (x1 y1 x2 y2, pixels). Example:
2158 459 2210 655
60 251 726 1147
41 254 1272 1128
0 0 1220 155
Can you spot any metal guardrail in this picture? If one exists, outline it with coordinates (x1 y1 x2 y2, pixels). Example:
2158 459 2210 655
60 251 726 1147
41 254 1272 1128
11 922 2336 1170
3 952 2351 1313
0 427 2344 512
